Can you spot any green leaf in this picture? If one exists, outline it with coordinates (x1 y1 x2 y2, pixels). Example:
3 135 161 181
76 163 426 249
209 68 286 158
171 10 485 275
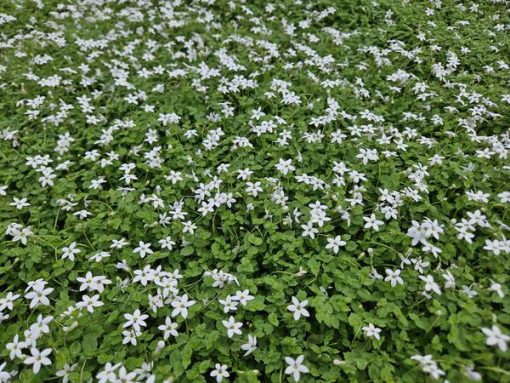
268 312 279 326
181 343 193 369
247 234 263 246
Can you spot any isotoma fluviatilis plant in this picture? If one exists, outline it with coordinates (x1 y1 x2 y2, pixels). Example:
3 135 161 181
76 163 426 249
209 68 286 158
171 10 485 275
0 0 509 382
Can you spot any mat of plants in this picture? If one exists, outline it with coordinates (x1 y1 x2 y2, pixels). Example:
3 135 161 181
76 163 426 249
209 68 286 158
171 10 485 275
0 0 509 382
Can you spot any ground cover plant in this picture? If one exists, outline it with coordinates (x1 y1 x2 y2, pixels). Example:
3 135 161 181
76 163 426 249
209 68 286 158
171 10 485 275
0 0 509 382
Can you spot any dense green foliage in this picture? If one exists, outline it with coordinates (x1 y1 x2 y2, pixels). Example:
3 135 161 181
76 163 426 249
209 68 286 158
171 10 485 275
0 0 509 382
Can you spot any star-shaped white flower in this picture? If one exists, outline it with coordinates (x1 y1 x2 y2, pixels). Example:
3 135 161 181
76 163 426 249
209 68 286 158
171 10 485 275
284 355 309 382
210 364 229 383
24 347 52 374
287 296 310 321
326 235 346 254
61 241 80 262
158 317 179 340
481 325 510 352
222 316 243 338
240 334 257 356
123 309 148 332
171 294 196 319
362 323 382 340
133 241 153 258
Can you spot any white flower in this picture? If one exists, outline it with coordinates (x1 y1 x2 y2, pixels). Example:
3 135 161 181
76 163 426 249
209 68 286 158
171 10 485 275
442 271 455 289
462 285 477 298
275 158 295 175
6 334 26 360
233 290 254 306
363 213 384 231
89 251 111 262
111 238 129 249
133 265 155 286
56 363 78 383
498 191 510 203
407 220 427 246
222 316 243 338
29 314 53 339
362 323 382 340
9 224 33 245
10 197 30 209
419 275 441 295
240 335 257 356
122 329 139 345
61 241 80 261
158 317 179 340
171 294 196 319
384 269 404 287
218 295 238 313
0 362 11 382
0 292 20 311
123 309 148 332
24 348 52 374
421 240 442 258
96 362 121 383
422 363 445 380
158 112 181 126
76 294 104 313
182 221 197 234
210 364 229 383
287 296 310 321
483 239 504 256
117 366 137 382
159 236 176 250
489 281 505 298
133 241 153 258
76 272 111 293
370 268 384 281
481 325 510 352
73 209 91 219
25 283 54 309
326 235 346 254
246 181 263 197
464 366 482 381
411 354 445 380
301 221 318 239
284 355 309 382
